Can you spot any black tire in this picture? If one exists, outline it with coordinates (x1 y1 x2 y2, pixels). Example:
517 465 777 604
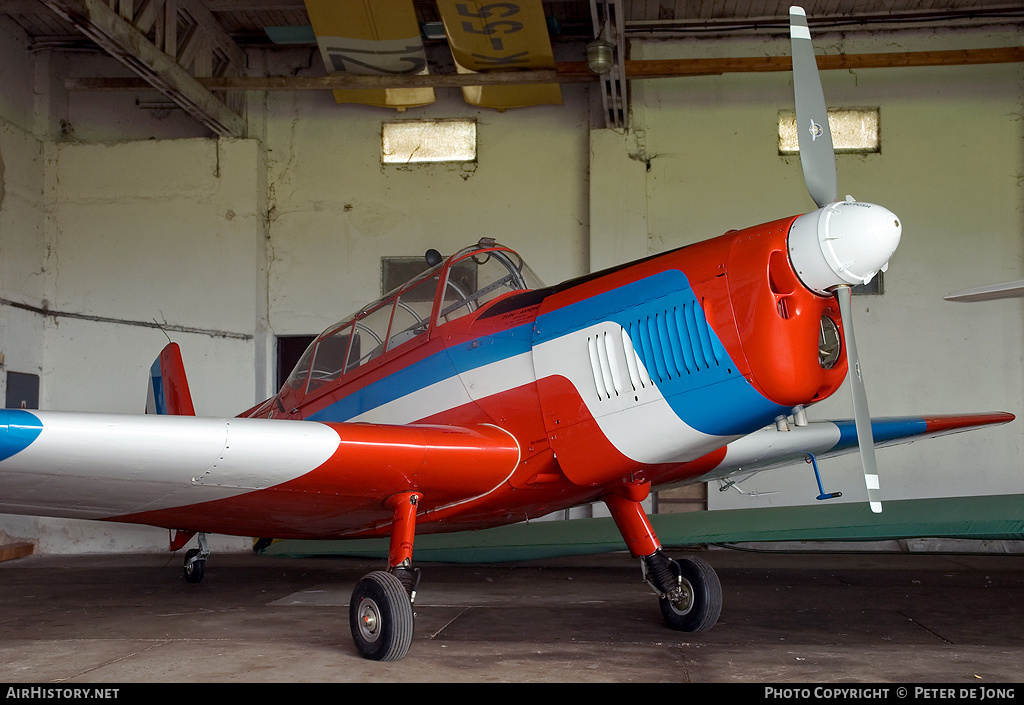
183 548 205 584
658 556 722 632
349 571 414 661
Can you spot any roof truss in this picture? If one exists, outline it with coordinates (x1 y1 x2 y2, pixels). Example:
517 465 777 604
42 0 247 137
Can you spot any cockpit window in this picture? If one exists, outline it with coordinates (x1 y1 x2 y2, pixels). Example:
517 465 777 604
439 247 543 323
387 271 439 351
279 243 542 398
306 324 356 393
347 302 393 370
283 342 316 391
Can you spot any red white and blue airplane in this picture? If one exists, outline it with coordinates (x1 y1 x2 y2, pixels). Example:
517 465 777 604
0 7 1014 661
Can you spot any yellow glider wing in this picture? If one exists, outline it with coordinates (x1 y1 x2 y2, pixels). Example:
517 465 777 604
304 0 435 109
437 0 562 109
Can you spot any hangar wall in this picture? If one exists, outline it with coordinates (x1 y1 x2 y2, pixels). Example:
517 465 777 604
0 17 1021 552
257 50 591 341
0 18 49 548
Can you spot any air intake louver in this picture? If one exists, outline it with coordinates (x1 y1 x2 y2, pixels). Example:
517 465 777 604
587 304 723 401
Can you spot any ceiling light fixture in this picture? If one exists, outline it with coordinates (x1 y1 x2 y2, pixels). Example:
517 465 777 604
587 37 615 74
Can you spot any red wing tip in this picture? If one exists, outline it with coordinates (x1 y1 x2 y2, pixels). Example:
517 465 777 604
924 412 1015 433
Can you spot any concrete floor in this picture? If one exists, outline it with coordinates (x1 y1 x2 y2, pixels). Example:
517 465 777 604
0 547 1022 684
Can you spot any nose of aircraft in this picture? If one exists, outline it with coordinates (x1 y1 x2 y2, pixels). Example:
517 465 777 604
787 198 902 295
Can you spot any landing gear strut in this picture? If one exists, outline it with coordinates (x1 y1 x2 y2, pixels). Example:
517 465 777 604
349 492 420 661
604 483 723 633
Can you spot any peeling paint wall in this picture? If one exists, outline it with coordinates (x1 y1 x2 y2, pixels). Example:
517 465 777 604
0 132 266 551
261 48 591 338
0 19 48 408
0 18 51 548
39 138 267 417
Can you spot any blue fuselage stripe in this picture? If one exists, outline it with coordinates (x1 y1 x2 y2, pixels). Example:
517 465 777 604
533 270 788 436
309 272 788 437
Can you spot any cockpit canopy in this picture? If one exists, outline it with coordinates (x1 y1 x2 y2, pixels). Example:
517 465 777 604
281 240 543 397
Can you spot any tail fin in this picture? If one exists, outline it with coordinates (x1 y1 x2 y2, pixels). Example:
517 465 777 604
146 343 196 416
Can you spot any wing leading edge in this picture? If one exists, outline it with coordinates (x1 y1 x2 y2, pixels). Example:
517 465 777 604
680 412 1015 486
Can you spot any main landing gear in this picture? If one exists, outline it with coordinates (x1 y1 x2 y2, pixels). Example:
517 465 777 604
605 484 723 633
349 492 421 661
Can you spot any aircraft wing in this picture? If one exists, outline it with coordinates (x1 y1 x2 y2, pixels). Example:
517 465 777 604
686 412 1015 485
0 409 520 538
945 279 1024 302
304 0 436 109
436 0 563 109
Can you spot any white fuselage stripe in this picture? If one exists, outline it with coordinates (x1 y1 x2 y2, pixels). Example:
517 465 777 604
534 321 718 464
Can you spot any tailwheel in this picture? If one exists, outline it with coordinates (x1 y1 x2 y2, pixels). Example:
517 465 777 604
182 533 210 584
656 555 722 632
182 548 206 583
349 570 414 662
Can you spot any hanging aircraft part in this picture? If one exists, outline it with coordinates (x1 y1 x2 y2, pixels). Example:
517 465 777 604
436 0 563 109
304 0 436 109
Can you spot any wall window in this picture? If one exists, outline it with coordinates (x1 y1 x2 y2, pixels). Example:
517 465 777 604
778 108 880 154
382 256 431 295
381 119 477 164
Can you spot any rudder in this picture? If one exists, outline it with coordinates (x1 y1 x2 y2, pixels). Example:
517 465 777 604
146 343 196 416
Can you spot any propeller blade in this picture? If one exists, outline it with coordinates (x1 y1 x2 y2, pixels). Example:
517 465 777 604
835 285 882 513
789 6 838 208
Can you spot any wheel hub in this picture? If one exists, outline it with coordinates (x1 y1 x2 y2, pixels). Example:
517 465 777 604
356 598 382 642
666 579 695 615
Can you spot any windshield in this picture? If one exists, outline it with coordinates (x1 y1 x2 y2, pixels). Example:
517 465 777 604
280 241 542 396
438 245 544 323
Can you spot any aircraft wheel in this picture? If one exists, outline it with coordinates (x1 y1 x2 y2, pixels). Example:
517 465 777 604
659 556 722 632
350 571 414 661
183 548 205 583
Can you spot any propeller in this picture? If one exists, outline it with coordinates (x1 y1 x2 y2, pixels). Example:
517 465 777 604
788 6 897 513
